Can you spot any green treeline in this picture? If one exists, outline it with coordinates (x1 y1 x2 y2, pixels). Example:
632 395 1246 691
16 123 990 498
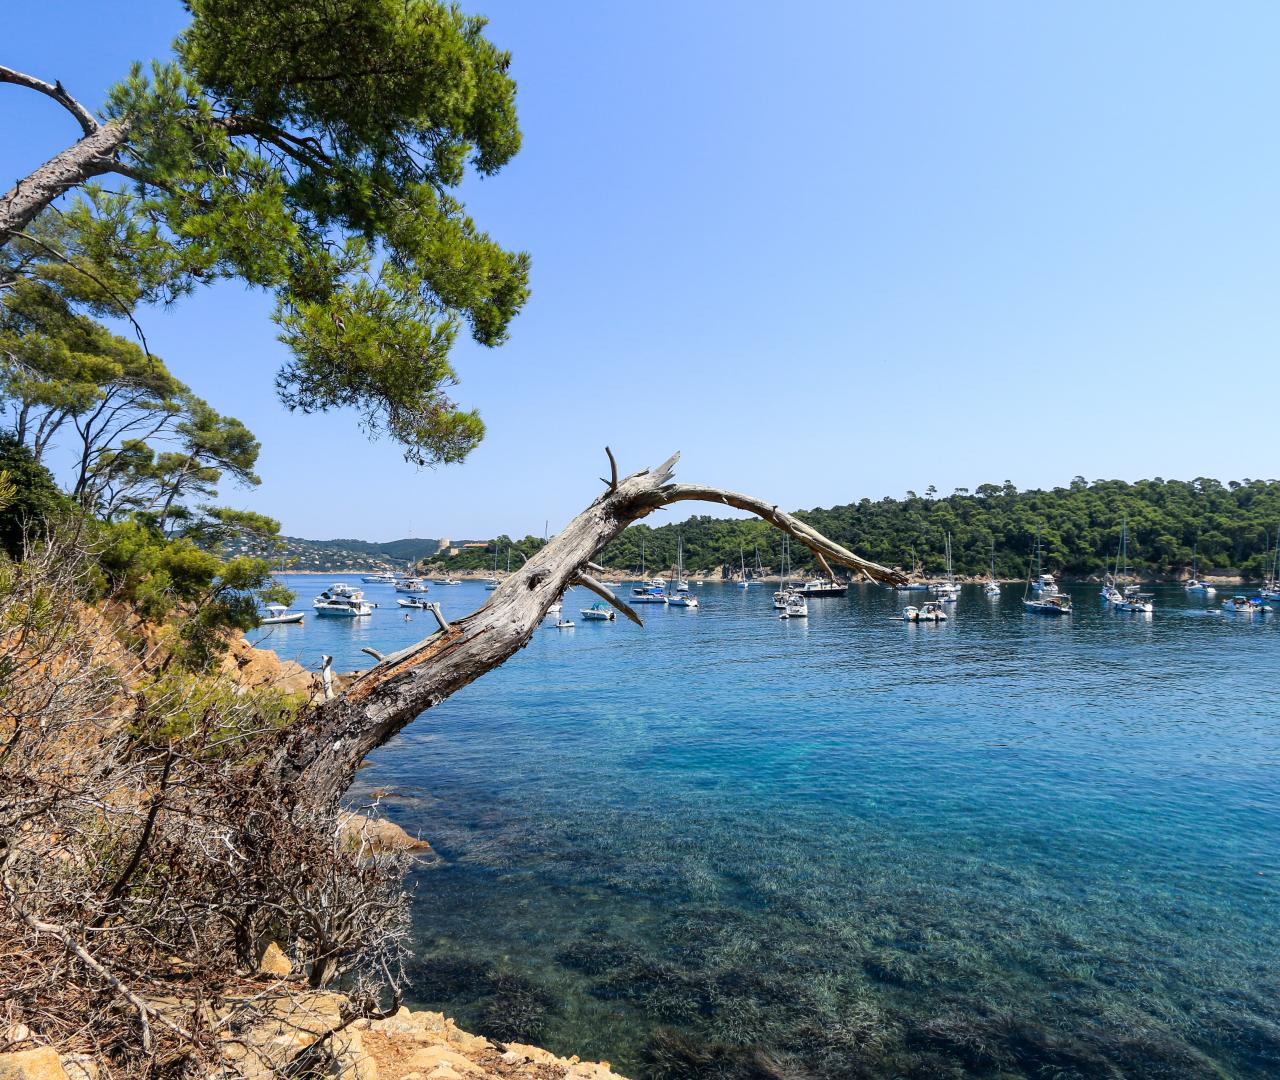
441 477 1280 580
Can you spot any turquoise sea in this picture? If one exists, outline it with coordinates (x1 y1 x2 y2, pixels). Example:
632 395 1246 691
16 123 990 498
258 576 1280 1079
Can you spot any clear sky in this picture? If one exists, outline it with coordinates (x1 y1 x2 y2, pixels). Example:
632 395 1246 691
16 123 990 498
5 2 1278 540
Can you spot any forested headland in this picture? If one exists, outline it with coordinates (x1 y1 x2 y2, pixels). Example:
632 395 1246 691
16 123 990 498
439 476 1280 580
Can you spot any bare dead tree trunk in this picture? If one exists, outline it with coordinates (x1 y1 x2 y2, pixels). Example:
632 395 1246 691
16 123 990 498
261 452 906 807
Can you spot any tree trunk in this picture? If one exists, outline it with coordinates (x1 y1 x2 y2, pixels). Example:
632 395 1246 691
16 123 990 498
0 121 130 245
260 452 905 808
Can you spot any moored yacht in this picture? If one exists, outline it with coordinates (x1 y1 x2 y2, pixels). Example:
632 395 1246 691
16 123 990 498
314 588 375 617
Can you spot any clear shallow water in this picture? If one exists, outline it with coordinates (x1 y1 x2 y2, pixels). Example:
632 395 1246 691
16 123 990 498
259 576 1280 1079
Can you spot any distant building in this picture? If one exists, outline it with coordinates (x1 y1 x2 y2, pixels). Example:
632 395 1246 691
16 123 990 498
436 538 451 554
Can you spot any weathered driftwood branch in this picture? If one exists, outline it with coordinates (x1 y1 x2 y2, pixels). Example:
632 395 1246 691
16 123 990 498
261 452 904 806
599 446 619 494
572 572 642 626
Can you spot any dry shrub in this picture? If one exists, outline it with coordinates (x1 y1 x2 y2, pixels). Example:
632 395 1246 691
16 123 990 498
0 534 409 1077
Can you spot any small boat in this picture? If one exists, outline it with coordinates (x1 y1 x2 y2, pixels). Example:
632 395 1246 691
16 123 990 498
396 596 428 609
1032 573 1058 596
259 604 303 625
1221 596 1271 614
1023 595 1071 615
1109 517 1153 613
580 603 615 621
774 537 794 609
903 600 947 622
394 578 429 593
548 599 562 614
930 534 960 602
1113 584 1154 613
630 585 668 604
1185 544 1215 595
1022 538 1070 615
779 593 808 619
314 588 375 617
440 578 462 586
983 545 1001 597
792 578 849 597
361 572 395 584
671 542 696 607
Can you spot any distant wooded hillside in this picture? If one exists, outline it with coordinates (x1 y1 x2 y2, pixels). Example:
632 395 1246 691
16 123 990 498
435 477 1280 580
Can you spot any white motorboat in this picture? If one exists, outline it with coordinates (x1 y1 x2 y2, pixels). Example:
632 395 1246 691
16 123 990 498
1032 574 1058 596
903 600 947 622
396 596 428 609
314 588 374 617
1221 595 1271 614
361 572 395 584
259 604 303 625
580 603 615 621
440 578 462 586
329 582 359 597
1113 585 1154 613
546 617 575 629
630 585 668 604
394 578 428 593
1101 580 1123 605
779 594 808 619
669 592 699 608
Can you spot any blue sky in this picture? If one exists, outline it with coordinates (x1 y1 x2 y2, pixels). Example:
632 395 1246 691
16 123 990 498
4 2 1278 540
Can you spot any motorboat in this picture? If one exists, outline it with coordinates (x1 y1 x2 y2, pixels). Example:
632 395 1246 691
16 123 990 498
259 604 303 625
1113 584 1154 613
630 585 668 604
329 582 359 597
793 578 848 597
1221 596 1271 614
1101 582 1123 605
361 573 395 584
668 592 699 608
396 596 428 609
314 588 374 617
546 616 575 629
903 600 947 622
779 594 808 619
394 578 429 593
580 603 615 621
984 580 1001 598
1032 573 1058 596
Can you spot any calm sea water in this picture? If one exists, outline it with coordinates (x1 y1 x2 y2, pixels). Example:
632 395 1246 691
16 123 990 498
258 576 1280 1079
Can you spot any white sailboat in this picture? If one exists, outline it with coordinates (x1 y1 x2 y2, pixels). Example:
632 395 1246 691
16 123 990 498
930 533 960 602
1023 535 1071 616
1111 517 1154 613
773 537 793 610
1260 527 1280 602
984 541 1001 597
483 548 500 590
738 546 750 588
668 537 699 607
